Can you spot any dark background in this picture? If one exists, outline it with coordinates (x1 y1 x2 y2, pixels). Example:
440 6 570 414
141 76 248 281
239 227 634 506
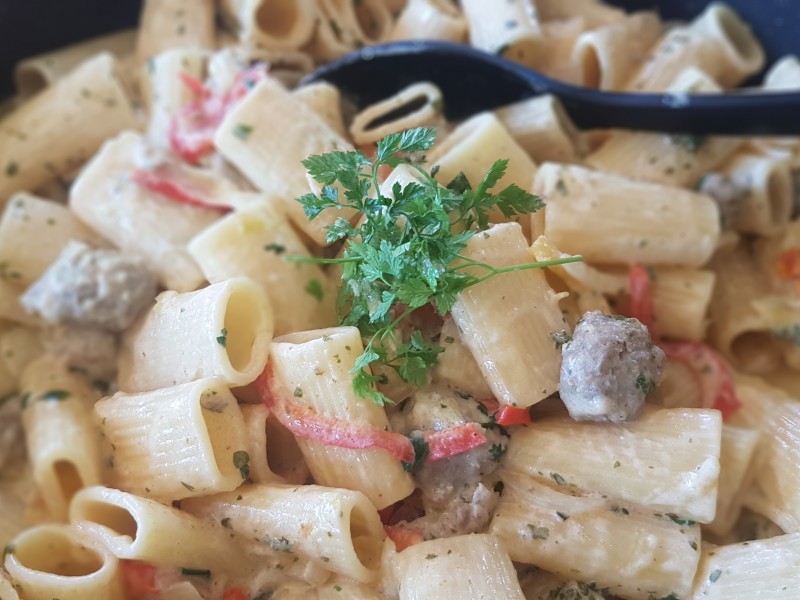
1 0 798 98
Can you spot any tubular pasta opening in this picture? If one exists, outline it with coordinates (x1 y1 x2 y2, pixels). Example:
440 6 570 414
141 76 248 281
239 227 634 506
74 499 139 539
714 6 763 66
348 502 383 572
255 0 299 38
54 460 84 508
15 527 103 577
731 331 782 373
14 68 48 97
766 165 792 230
223 285 261 373
364 94 429 132
577 44 601 89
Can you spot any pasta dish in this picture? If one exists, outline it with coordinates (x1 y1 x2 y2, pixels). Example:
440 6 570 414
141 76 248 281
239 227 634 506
0 1 799 599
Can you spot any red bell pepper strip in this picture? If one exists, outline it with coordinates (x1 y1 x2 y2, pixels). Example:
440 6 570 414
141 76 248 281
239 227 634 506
384 525 424 551
494 405 532 427
256 366 489 465
425 422 487 461
627 263 741 420
169 64 268 164
177 72 209 98
628 262 656 333
222 587 249 600
660 340 742 420
256 367 416 463
130 169 232 213
120 560 158 597
775 248 800 290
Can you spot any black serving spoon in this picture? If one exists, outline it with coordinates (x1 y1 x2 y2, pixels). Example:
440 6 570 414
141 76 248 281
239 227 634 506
305 39 800 136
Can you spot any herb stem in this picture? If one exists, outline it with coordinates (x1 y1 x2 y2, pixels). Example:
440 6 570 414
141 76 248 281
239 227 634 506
285 256 360 264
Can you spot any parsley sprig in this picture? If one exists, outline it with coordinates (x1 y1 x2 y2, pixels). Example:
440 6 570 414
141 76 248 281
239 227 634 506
294 127 581 405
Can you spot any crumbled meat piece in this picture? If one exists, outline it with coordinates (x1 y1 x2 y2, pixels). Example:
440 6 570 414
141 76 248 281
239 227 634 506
395 386 506 537
41 325 118 384
21 241 156 332
559 311 665 423
697 172 748 229
402 482 498 540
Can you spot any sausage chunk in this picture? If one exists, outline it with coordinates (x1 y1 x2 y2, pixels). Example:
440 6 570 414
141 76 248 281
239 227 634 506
22 241 156 332
560 311 665 423
697 172 748 229
391 386 507 538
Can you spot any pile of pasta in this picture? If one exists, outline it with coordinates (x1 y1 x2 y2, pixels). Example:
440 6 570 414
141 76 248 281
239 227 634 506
1 0 800 599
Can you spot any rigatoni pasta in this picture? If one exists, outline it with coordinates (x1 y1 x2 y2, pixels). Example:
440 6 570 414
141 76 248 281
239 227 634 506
3 1 800 598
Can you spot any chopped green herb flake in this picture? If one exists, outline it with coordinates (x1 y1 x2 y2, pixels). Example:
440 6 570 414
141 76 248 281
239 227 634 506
232 123 254 140
556 511 569 521
709 569 722 583
269 536 294 553
305 278 324 301
550 472 567 486
550 330 572 350
333 585 342 592
771 324 800 346
670 134 707 153
425 553 437 559
293 386 303 398
181 481 195 491
39 389 70 402
635 372 656 396
264 243 286 255
527 524 549 540
233 450 251 480
221 517 232 529
403 433 430 472
667 513 696 526
179 567 211 578
489 443 506 462
613 460 621 469
216 328 228 348
5 162 18 177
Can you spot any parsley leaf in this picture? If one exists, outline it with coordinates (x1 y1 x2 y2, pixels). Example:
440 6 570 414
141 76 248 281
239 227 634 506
293 127 582 404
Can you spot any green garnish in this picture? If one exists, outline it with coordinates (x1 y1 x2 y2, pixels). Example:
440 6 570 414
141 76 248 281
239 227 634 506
667 513 696 526
268 536 294 553
305 278 324 301
179 567 211 578
403 433 430 472
39 389 70 402
489 443 506 462
550 330 572 350
294 127 580 405
216 328 227 348
263 242 286 255
232 450 251 480
232 123 254 140
635 372 656 396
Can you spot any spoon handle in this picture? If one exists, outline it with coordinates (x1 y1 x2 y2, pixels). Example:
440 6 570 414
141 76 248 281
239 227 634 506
524 72 800 136
308 41 800 136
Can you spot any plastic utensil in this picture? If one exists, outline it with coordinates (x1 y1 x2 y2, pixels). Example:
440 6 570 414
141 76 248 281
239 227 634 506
305 40 800 135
